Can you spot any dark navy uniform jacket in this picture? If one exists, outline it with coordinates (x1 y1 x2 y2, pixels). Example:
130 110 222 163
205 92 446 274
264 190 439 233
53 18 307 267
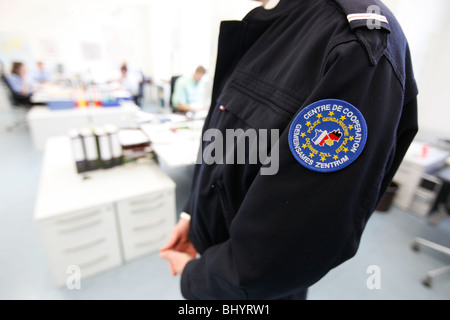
180 0 418 300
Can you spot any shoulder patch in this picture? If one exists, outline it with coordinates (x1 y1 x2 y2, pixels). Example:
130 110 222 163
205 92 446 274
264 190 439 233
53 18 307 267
288 99 368 173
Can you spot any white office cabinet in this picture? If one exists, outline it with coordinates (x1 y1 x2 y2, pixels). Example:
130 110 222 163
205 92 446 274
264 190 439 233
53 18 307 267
393 159 425 210
117 190 176 261
37 204 122 287
393 142 449 213
35 136 176 286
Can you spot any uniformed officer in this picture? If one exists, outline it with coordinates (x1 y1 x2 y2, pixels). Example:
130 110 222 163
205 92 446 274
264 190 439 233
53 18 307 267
160 0 418 300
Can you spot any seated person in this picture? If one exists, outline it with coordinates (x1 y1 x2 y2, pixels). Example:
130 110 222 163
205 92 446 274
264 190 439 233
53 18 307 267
111 64 142 106
6 62 33 105
171 66 207 113
33 61 52 84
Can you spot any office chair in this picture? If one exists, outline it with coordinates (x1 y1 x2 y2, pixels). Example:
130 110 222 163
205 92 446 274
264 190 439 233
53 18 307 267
0 73 32 131
132 72 153 108
169 75 181 112
412 166 450 287
1 73 33 106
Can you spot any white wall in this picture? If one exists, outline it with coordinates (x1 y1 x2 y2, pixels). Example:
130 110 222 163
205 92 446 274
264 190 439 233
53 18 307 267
0 0 151 82
147 0 259 81
383 0 450 138
0 0 258 82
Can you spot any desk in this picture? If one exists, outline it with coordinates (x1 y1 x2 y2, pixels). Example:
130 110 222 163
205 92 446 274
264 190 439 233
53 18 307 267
34 136 176 286
140 119 203 167
27 102 140 152
30 84 73 105
30 83 132 105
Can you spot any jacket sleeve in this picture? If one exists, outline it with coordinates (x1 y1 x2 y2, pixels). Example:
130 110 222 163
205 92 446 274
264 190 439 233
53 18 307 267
181 40 418 300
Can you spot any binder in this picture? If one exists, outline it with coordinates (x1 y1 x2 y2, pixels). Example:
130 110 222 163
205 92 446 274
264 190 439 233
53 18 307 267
94 126 114 169
69 129 87 173
80 127 99 171
104 124 124 166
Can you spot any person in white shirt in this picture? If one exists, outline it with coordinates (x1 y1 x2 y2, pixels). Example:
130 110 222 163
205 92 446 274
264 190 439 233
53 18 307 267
33 61 52 84
119 64 143 106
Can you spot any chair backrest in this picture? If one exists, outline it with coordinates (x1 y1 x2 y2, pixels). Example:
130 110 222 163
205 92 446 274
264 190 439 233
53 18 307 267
437 167 450 213
169 75 181 111
1 74 16 101
1 73 30 107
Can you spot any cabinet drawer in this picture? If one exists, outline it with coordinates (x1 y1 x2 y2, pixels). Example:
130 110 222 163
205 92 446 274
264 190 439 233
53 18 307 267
117 191 176 261
116 190 174 224
37 204 116 250
41 212 123 287
47 239 122 287
121 226 171 261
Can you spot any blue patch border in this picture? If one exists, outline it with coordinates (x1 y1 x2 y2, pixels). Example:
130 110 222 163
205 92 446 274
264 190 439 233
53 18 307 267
288 99 368 173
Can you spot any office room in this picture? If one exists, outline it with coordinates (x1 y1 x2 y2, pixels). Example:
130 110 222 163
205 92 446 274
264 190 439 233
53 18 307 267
0 0 449 302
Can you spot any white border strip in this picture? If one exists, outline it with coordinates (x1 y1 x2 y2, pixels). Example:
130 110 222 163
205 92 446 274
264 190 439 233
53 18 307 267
347 13 388 24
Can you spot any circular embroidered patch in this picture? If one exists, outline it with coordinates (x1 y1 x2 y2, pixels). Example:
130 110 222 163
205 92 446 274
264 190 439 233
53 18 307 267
288 99 368 173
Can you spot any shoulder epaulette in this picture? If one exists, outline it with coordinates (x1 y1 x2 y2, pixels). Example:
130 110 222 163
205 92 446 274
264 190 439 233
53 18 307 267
334 0 392 65
334 0 390 33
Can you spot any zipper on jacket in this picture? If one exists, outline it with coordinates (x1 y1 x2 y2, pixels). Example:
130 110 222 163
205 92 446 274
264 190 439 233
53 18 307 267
213 181 235 230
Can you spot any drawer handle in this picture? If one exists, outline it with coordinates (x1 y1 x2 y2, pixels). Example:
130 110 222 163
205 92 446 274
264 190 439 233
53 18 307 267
78 255 109 269
64 237 106 253
56 210 102 225
135 234 166 248
130 202 164 214
133 218 165 231
129 194 165 206
59 219 102 234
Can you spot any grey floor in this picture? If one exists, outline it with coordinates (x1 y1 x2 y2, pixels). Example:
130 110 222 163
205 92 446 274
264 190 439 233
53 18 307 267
1 103 449 300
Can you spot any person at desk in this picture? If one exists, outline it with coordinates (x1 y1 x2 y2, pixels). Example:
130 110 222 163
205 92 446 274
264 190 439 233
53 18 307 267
171 66 207 113
7 62 33 105
116 64 141 106
160 0 418 300
33 61 52 84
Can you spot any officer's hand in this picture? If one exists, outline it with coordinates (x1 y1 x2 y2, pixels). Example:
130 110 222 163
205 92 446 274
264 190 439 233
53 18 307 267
160 216 197 258
159 250 193 276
